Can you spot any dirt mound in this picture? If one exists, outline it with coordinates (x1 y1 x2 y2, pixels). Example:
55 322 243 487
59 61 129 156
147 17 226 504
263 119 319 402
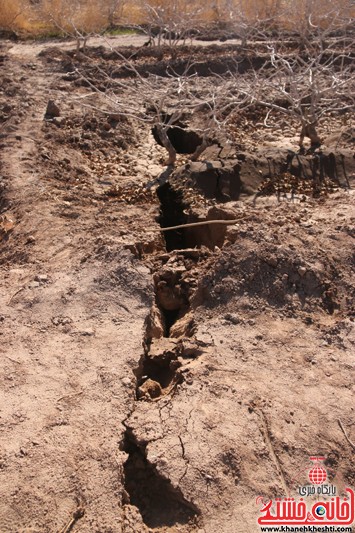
43 110 134 152
169 160 242 201
39 43 266 80
159 148 354 218
197 221 353 316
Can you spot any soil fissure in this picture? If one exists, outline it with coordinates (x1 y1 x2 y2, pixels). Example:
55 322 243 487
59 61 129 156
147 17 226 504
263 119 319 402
121 183 206 528
156 182 188 252
122 430 200 529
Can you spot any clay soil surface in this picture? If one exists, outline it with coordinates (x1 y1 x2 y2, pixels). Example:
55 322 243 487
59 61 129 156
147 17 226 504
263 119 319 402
0 34 354 533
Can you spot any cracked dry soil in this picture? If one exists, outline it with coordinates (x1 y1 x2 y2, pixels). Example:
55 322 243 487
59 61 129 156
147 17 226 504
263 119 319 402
0 34 355 533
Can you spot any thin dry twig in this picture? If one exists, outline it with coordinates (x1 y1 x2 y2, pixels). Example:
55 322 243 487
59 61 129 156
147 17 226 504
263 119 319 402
5 356 21 365
57 390 84 403
257 408 289 497
337 418 355 451
7 287 26 306
59 504 85 533
158 218 242 232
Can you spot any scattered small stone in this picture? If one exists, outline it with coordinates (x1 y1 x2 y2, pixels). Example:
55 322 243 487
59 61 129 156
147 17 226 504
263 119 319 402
44 100 60 119
267 256 278 267
224 313 240 325
28 281 40 288
53 116 65 127
121 377 132 387
52 316 72 326
137 378 162 399
80 328 94 336
35 274 48 283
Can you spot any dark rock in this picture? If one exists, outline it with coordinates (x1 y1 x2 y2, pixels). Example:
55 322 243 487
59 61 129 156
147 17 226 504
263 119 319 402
44 100 60 120
170 160 242 201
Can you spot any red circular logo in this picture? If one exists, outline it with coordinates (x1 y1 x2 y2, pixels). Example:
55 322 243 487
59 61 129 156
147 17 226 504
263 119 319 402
308 466 327 485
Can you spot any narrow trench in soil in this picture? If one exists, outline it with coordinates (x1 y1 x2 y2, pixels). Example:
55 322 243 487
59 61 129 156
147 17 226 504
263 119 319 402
163 308 180 336
156 182 188 252
122 175 200 529
122 431 199 528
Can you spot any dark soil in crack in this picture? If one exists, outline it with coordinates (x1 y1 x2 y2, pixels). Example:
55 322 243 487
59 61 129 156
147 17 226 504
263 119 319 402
157 182 189 252
123 431 200 529
152 123 202 156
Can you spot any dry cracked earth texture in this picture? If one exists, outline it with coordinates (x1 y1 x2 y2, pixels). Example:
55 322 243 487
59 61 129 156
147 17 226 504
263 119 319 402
0 34 354 533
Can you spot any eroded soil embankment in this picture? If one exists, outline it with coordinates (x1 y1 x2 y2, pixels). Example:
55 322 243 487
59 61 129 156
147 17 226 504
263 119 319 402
120 139 355 530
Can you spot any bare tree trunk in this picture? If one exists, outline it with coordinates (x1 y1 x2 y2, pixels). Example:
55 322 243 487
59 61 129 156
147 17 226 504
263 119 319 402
190 137 208 161
156 126 176 166
299 122 322 147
